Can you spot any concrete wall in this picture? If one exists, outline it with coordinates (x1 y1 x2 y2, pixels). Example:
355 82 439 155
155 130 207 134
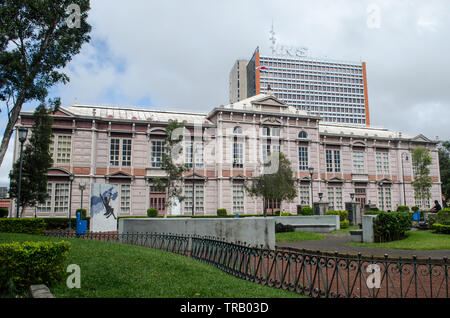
274 215 340 232
362 215 377 243
119 217 275 249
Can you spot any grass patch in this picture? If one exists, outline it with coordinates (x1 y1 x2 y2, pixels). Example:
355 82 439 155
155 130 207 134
331 225 359 234
276 231 325 242
347 230 450 251
0 233 305 298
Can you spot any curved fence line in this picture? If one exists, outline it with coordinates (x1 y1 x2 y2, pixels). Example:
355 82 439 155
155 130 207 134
44 231 449 298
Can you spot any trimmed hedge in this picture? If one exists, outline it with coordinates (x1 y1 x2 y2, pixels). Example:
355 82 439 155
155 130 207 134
0 240 71 292
364 210 382 215
373 212 412 242
217 209 227 217
300 207 314 216
396 205 410 212
75 208 87 219
432 223 450 234
147 208 158 217
0 219 46 235
281 212 292 216
275 222 295 233
340 220 350 229
326 210 348 221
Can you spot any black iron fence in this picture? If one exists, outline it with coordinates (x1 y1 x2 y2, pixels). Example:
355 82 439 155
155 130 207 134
45 231 449 298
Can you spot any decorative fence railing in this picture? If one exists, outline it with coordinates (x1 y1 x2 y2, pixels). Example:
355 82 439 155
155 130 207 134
45 231 449 299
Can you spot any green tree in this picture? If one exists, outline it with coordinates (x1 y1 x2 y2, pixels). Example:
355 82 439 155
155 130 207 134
412 146 433 208
9 100 56 216
153 120 190 217
0 0 91 166
438 141 450 204
245 152 297 217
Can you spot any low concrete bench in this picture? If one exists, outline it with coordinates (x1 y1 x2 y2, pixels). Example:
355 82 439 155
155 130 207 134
349 229 363 242
291 224 336 233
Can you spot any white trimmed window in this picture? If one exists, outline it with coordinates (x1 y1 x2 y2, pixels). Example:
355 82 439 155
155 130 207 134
54 183 69 213
376 152 390 174
298 146 309 171
120 184 131 214
299 186 310 206
378 187 392 211
326 149 341 173
233 142 244 168
262 144 280 162
232 184 245 214
110 138 132 167
185 142 204 169
183 184 204 213
414 190 431 209
37 183 53 213
49 135 72 164
151 140 165 168
352 150 365 174
327 186 343 211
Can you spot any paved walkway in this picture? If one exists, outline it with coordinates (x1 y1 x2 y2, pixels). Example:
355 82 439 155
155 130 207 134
276 232 450 261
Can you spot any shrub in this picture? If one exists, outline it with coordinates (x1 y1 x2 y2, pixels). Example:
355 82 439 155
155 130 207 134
436 208 450 225
273 210 281 216
0 219 46 235
340 220 350 229
0 208 8 218
326 210 348 221
411 206 419 213
147 208 158 217
373 212 412 242
216 209 227 217
0 241 71 292
281 212 292 216
396 205 410 212
44 218 77 231
275 222 295 233
301 207 314 216
432 223 450 234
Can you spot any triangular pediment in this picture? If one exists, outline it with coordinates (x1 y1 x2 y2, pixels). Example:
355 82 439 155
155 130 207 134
106 171 133 179
52 107 75 117
411 134 432 143
327 176 344 183
252 95 287 107
183 172 206 180
231 174 246 180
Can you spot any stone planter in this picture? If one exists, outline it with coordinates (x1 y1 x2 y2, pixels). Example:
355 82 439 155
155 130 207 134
349 229 363 242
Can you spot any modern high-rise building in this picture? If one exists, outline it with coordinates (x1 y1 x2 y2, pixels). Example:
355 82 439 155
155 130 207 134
229 60 248 103
230 47 371 126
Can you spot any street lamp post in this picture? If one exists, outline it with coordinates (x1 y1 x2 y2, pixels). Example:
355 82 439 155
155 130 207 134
79 182 86 211
68 174 74 230
16 127 28 218
308 167 314 207
401 152 409 206
379 181 384 211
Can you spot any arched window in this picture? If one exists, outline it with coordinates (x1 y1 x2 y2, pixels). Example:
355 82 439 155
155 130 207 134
298 131 308 139
233 126 243 134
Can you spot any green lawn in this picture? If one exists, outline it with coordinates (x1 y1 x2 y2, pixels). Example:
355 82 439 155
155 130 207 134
331 225 359 234
0 233 304 298
348 230 450 251
276 231 325 242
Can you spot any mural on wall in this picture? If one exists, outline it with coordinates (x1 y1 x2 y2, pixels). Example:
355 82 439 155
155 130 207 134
90 183 118 232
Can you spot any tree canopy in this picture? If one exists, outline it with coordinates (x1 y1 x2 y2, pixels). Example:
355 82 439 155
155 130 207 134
438 141 450 203
412 146 433 207
0 0 91 166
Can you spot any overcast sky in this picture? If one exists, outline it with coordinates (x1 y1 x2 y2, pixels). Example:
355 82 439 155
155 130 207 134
1 0 449 186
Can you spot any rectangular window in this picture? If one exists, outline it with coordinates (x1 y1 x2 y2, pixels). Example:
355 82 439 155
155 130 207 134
326 150 333 172
326 150 341 172
110 138 132 166
232 184 245 214
378 187 392 211
120 184 131 214
185 142 204 169
122 139 132 166
151 140 165 168
37 183 52 213
54 183 69 213
298 146 309 171
183 184 204 214
56 135 72 164
414 190 431 209
299 186 310 206
328 186 343 210
376 152 390 174
110 138 120 166
262 144 279 163
352 150 365 174
233 142 243 168
334 150 341 172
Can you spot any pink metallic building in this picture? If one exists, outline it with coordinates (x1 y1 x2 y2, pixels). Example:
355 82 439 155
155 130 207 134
12 93 442 217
